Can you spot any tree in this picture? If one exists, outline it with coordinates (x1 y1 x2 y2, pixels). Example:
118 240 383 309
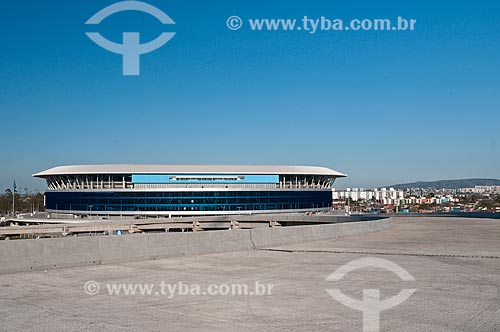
0 190 45 216
478 200 494 210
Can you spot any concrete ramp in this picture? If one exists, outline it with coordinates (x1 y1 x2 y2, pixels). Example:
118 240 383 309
0 217 392 274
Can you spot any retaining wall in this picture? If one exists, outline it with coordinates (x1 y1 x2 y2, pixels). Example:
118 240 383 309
0 218 392 274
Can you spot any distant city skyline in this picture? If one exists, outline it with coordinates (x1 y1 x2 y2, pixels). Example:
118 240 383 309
1 0 499 192
4 167 500 194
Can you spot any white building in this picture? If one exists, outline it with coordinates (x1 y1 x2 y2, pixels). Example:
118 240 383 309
332 187 404 205
472 186 500 194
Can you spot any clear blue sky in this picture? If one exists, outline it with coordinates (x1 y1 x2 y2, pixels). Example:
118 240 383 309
1 0 499 192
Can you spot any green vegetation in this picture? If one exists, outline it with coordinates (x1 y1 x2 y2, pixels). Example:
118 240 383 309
0 191 44 216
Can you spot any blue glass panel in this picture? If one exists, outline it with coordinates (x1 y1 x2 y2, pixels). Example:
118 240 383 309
45 190 331 212
131 174 279 184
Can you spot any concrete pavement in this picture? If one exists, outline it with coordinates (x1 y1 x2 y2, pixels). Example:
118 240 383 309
0 217 499 331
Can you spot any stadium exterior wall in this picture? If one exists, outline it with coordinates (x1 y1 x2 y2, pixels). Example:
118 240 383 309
34 165 347 216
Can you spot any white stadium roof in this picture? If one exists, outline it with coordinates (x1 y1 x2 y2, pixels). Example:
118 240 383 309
33 165 347 178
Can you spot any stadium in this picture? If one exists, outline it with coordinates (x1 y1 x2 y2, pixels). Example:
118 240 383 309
33 165 346 216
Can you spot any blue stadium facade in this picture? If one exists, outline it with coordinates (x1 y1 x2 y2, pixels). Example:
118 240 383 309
34 165 346 216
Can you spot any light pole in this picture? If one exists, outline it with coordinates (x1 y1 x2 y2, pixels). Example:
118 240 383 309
12 190 15 217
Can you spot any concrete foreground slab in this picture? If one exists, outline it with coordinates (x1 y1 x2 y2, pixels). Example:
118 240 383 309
0 217 499 332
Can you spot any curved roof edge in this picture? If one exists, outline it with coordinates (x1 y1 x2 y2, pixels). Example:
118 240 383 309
33 164 347 178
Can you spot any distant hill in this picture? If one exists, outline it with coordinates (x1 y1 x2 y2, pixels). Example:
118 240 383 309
390 178 500 189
